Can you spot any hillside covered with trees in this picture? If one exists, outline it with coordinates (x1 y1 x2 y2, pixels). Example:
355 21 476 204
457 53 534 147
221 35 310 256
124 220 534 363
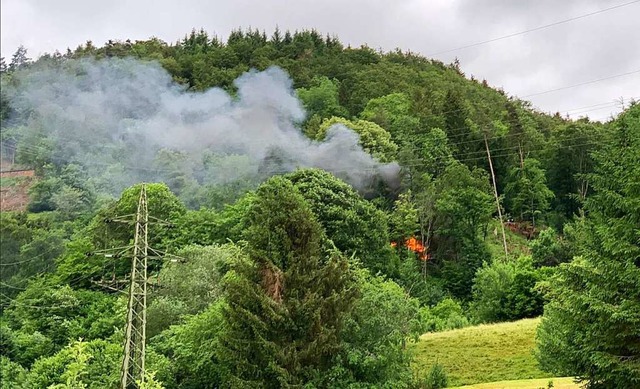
0 29 638 388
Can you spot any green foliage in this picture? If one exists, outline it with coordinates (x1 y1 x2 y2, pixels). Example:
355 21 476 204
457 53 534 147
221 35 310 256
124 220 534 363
359 92 421 146
441 88 476 160
396 258 446 306
428 161 494 300
152 149 201 200
161 208 219 249
546 121 603 219
440 241 490 301
470 256 545 323
414 128 455 178
0 355 28 388
109 182 186 235
219 176 359 387
529 228 572 267
2 325 55 366
419 298 470 332
316 116 399 162
361 92 412 125
27 164 96 217
284 168 398 277
504 158 554 226
53 236 100 288
0 212 32 284
22 337 171 389
24 338 120 389
17 227 65 275
418 363 449 389
59 182 187 284
2 28 635 389
434 162 494 244
0 211 76 295
536 104 640 389
163 191 256 250
151 301 227 388
146 244 244 336
137 371 166 389
3 278 123 359
47 340 92 389
389 190 420 244
339 271 422 387
296 76 348 126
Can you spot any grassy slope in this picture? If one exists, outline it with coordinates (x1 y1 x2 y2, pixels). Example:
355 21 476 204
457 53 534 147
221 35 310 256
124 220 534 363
411 318 553 387
450 377 579 389
485 219 531 260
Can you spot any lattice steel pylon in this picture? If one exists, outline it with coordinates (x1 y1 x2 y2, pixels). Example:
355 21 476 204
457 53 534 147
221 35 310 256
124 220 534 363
120 184 149 389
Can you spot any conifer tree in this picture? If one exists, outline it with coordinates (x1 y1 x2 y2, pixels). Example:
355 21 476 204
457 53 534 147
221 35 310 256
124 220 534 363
9 45 30 71
537 104 640 388
219 176 357 387
504 158 554 227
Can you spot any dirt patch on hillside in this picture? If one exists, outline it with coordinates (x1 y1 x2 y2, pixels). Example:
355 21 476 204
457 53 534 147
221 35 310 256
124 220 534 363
0 170 36 212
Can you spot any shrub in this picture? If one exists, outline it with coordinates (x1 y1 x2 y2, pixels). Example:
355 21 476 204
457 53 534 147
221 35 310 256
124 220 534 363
419 298 469 333
414 363 448 389
470 256 545 323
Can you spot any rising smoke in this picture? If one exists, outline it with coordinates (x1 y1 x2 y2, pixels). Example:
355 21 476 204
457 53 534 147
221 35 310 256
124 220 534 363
4 58 399 199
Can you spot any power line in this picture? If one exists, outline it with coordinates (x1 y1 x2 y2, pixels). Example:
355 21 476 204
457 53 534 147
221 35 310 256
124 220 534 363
0 244 64 266
0 281 26 290
5 114 615 180
4 84 633 177
399 139 608 169
522 70 640 98
8 95 628 168
562 99 635 114
427 0 640 57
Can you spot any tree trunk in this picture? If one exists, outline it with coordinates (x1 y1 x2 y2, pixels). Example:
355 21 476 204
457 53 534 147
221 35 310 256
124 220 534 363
484 133 509 260
518 142 524 169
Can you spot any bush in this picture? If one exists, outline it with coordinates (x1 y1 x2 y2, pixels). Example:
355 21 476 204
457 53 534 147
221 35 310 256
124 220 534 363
419 298 469 333
338 271 422 387
440 241 489 301
0 356 27 389
414 363 448 389
470 256 545 323
530 228 572 267
397 257 446 306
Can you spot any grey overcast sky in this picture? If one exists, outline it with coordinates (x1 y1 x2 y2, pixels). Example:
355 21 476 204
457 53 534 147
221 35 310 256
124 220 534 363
1 0 639 120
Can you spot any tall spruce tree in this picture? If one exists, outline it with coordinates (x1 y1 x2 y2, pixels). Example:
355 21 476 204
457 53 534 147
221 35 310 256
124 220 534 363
219 176 358 388
536 104 640 388
504 158 554 228
8 45 30 71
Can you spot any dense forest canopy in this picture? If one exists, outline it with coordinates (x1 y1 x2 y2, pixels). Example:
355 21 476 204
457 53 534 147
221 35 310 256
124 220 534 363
0 28 638 388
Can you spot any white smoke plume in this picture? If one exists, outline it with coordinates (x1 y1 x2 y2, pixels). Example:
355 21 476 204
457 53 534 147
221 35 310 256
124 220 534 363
4 58 399 198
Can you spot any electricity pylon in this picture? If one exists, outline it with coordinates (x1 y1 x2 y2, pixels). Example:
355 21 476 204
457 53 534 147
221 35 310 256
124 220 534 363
91 183 183 388
120 183 149 389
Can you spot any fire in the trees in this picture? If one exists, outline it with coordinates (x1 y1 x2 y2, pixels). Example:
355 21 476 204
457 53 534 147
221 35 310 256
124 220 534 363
391 237 429 260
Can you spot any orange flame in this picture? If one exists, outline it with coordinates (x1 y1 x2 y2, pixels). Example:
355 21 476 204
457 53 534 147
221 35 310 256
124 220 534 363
391 237 430 261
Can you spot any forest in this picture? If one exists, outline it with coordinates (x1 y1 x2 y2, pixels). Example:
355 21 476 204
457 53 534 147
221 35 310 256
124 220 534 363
0 28 638 389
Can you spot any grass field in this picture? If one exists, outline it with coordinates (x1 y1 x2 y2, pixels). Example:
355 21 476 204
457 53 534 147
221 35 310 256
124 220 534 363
450 377 579 389
485 219 531 260
411 318 556 387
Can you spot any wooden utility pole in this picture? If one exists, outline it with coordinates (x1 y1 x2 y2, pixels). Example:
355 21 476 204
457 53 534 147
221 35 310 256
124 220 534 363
484 133 509 261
